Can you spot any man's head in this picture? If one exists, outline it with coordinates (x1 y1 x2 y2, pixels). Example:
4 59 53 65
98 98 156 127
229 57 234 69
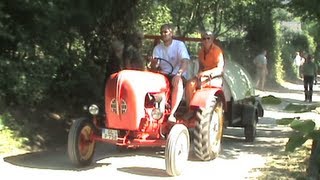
306 54 313 62
160 24 174 44
262 49 267 55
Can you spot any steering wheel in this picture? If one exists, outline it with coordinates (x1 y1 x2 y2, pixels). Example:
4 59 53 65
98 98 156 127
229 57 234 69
153 57 174 75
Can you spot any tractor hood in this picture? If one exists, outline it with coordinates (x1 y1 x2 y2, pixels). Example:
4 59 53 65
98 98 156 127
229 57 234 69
105 70 170 130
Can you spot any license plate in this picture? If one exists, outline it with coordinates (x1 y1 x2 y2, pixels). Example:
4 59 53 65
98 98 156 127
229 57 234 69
102 129 118 140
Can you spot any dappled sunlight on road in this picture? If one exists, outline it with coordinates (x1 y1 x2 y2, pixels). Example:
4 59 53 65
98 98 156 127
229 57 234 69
255 80 320 103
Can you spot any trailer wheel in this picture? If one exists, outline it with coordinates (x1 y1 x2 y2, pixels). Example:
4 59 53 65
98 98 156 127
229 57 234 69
193 99 224 161
165 124 190 176
68 118 96 166
244 111 257 142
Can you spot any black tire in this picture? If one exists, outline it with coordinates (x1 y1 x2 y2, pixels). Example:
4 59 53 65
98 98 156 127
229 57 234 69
244 112 257 142
165 124 190 176
68 118 96 166
193 99 224 161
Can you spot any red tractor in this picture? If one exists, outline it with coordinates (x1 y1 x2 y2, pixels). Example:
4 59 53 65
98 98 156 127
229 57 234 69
67 37 264 176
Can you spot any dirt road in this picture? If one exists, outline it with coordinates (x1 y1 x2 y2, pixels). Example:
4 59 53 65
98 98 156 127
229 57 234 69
1 81 319 179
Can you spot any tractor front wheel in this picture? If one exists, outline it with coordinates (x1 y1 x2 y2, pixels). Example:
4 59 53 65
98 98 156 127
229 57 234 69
165 124 190 176
68 117 96 166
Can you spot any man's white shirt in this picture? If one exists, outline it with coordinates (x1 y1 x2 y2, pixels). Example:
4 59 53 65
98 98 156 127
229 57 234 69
153 39 190 78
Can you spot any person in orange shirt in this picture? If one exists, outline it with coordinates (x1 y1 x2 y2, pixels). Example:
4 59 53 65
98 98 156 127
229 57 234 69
185 31 224 107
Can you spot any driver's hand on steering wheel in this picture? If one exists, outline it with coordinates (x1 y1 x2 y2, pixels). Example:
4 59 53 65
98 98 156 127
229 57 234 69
147 57 159 69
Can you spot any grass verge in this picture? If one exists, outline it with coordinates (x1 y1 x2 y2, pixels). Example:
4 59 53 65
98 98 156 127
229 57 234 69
0 113 30 154
256 141 311 179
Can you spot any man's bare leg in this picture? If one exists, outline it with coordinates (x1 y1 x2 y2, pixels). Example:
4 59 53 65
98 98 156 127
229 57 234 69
261 74 266 90
168 76 184 122
185 78 196 108
255 75 260 88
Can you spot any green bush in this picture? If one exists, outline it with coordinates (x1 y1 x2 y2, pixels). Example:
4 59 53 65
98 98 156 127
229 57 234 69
0 113 30 154
284 103 318 113
284 119 317 152
277 117 295 125
261 95 282 105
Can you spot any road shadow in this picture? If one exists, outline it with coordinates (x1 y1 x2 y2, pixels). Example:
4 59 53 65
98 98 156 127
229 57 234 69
117 167 169 177
2 143 166 171
218 116 293 160
3 145 106 171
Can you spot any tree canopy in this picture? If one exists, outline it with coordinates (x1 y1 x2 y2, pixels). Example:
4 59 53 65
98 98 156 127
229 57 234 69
0 0 319 107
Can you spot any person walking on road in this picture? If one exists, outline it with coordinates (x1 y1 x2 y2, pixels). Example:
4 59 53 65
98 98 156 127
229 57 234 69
301 54 318 102
253 49 268 90
293 51 303 78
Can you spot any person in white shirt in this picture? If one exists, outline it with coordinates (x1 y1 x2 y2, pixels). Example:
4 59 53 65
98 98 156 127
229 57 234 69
253 49 268 90
293 51 302 78
150 24 190 122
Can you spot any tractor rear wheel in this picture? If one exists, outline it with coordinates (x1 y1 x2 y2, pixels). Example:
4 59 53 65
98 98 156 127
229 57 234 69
68 117 96 166
244 110 257 142
165 124 190 176
193 99 224 161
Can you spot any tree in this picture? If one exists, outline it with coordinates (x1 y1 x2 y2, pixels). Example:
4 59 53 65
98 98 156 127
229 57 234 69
287 0 320 21
287 0 320 72
0 0 141 105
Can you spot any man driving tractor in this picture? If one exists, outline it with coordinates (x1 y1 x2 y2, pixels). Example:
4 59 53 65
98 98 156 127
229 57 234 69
149 23 190 123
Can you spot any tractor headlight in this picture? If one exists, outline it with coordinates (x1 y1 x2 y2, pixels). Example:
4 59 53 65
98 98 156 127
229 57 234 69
151 108 163 120
89 104 99 115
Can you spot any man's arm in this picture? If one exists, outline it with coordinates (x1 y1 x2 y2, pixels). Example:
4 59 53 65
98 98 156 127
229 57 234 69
176 41 190 76
148 46 161 70
177 58 189 76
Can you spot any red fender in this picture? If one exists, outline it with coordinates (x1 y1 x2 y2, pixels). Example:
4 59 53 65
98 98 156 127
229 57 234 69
189 87 225 110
